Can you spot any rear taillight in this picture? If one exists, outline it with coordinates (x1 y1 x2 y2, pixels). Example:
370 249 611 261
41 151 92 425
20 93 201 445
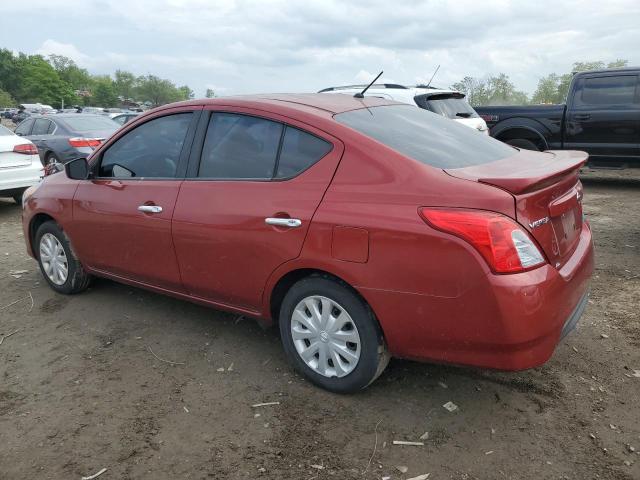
418 208 546 274
68 137 102 148
13 143 38 155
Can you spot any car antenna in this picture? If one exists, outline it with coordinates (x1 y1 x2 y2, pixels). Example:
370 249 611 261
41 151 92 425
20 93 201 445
354 71 383 98
425 64 440 88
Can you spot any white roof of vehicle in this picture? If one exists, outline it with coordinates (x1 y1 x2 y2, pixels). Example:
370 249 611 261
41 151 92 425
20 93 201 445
319 84 465 103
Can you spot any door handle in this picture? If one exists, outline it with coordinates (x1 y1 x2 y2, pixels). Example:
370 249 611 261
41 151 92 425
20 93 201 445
138 205 163 214
265 217 302 228
573 114 591 120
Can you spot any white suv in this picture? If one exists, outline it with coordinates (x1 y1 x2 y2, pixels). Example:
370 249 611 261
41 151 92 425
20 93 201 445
319 83 488 134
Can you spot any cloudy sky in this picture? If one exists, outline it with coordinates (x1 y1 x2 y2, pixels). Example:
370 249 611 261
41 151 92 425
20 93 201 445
1 0 639 97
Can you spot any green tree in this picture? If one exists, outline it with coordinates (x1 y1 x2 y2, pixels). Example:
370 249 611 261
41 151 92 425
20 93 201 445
178 85 194 100
135 75 182 106
205 88 216 98
114 70 136 101
48 54 92 92
452 73 528 106
16 55 75 108
92 76 118 107
0 88 16 107
0 49 20 99
532 73 561 104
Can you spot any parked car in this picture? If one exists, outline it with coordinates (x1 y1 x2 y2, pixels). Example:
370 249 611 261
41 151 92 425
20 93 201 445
110 112 139 125
22 94 594 392
11 110 33 125
14 114 119 166
320 83 489 134
1 108 18 119
475 67 640 168
0 124 42 203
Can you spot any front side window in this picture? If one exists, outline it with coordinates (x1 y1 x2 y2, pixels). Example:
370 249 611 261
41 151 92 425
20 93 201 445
580 75 637 105
275 126 333 178
198 113 283 179
336 105 514 169
99 113 192 178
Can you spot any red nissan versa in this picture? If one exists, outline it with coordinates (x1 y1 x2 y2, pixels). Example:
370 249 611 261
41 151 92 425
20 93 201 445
21 94 594 393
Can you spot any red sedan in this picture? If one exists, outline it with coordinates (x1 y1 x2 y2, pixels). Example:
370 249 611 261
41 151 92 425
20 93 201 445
21 94 594 392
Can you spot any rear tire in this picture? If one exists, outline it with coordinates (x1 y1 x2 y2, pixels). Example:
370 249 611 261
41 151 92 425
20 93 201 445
505 138 540 151
35 221 91 294
279 276 389 393
12 189 25 204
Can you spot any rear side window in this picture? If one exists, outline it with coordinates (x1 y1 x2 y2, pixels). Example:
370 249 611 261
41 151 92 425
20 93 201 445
99 113 192 178
580 75 637 105
199 113 283 179
14 118 34 136
335 105 514 169
275 126 332 178
32 119 51 135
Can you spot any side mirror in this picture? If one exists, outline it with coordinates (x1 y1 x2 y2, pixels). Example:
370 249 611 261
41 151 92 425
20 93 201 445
64 157 89 180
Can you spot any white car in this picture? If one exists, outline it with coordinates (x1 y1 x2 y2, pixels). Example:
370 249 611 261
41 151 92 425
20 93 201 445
319 83 489 134
0 124 43 203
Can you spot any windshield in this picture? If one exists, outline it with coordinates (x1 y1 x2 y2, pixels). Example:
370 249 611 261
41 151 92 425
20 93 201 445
61 116 119 133
418 94 478 119
335 105 514 169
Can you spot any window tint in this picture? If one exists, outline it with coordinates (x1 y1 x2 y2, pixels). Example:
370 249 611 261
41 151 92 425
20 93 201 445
15 118 34 135
275 126 332 178
99 113 192 178
335 105 514 169
198 113 282 179
581 76 637 105
32 119 51 135
47 121 56 134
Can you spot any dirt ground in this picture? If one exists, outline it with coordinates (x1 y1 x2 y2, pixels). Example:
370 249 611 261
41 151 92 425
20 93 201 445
0 168 639 480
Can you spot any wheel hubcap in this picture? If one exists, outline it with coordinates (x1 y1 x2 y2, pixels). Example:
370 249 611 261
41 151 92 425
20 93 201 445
291 295 361 378
39 233 68 285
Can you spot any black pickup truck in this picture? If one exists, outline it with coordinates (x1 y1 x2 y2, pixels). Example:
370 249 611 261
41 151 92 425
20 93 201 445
475 67 640 168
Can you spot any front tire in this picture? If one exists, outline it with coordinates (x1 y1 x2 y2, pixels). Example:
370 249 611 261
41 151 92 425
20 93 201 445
35 221 91 294
279 276 389 393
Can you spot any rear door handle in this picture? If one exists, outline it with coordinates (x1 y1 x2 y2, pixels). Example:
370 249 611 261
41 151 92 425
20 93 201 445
138 205 163 214
573 114 591 120
265 217 302 228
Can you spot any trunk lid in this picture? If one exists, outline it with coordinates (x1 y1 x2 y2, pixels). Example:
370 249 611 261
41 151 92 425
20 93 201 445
445 149 588 269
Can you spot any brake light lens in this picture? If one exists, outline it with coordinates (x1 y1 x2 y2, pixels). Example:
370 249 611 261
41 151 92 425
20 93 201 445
418 208 546 274
68 137 102 148
13 143 38 155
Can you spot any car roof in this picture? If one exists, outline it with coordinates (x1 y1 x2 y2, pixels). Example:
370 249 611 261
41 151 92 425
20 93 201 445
30 113 107 119
319 84 460 97
149 93 403 117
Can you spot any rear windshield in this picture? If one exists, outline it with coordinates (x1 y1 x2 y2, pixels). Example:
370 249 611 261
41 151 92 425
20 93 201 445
0 125 13 136
420 94 479 119
61 115 119 132
335 105 514 168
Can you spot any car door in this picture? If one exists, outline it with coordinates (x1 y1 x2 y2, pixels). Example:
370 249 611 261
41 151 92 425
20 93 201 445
27 118 55 163
171 108 344 311
67 107 201 291
564 73 640 165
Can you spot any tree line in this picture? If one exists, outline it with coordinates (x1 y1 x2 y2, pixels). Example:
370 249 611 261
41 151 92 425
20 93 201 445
0 49 196 109
451 59 629 107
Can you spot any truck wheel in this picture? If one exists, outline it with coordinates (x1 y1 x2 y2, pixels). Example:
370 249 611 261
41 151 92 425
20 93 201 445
279 276 389 393
505 138 540 151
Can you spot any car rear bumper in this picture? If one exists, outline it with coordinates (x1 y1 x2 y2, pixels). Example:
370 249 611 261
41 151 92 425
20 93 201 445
360 222 595 370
